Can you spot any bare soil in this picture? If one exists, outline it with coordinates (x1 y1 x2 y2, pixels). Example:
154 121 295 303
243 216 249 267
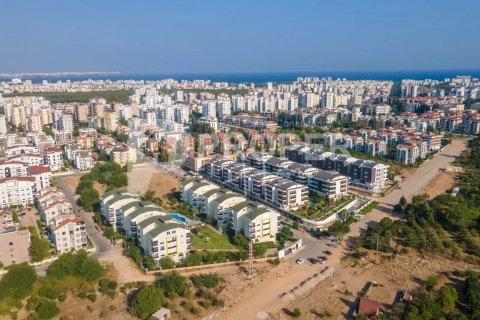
146 171 180 202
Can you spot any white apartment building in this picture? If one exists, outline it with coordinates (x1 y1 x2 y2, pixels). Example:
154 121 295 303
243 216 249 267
28 165 52 190
136 215 190 263
0 161 29 178
231 201 279 243
49 215 87 254
0 115 7 135
5 145 40 157
100 190 139 230
0 177 36 207
73 150 94 170
44 147 63 172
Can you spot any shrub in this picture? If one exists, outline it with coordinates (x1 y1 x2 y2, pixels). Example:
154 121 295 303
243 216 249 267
36 299 60 320
47 250 105 281
58 294 67 302
292 308 301 318
0 263 37 301
159 256 176 269
191 273 220 289
158 272 190 298
38 280 63 300
131 286 165 320
98 278 117 298
87 293 97 302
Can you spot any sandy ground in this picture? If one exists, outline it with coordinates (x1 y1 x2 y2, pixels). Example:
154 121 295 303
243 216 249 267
288 251 478 320
146 171 181 200
63 175 107 195
419 171 456 199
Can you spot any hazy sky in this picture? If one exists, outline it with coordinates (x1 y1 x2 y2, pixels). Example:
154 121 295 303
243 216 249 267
1 0 479 74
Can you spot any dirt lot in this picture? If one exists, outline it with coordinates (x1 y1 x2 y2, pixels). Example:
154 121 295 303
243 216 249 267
63 175 107 196
287 251 478 320
146 171 180 201
419 171 456 199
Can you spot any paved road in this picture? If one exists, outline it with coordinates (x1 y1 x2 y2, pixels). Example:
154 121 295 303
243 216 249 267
55 172 114 259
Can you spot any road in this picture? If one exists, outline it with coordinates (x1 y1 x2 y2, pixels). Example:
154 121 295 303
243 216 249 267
217 139 468 320
56 172 114 259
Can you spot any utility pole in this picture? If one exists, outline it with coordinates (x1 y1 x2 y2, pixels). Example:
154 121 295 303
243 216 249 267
247 239 254 277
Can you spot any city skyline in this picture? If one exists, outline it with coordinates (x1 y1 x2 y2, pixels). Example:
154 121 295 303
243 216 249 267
1 0 480 74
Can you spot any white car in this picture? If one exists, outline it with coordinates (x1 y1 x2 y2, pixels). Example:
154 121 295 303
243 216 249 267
296 259 305 264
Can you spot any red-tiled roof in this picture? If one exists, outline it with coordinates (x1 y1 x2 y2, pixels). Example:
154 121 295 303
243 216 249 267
357 297 380 317
28 165 51 174
0 177 35 184
53 216 84 231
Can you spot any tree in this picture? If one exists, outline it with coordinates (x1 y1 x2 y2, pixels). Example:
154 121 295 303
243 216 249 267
158 272 189 298
277 226 293 244
425 275 439 290
328 220 350 240
292 308 301 318
159 256 176 269
79 188 99 211
131 286 165 320
29 235 52 262
0 263 37 300
35 299 60 319
47 250 105 281
439 285 458 314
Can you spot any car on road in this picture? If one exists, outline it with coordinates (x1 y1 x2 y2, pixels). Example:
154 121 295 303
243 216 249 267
296 259 305 264
324 250 333 255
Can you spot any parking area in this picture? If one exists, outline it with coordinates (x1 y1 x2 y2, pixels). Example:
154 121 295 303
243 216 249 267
18 207 39 229
287 228 340 266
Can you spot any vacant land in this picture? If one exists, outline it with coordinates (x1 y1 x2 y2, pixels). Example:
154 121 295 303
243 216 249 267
419 171 456 199
191 226 237 250
146 171 180 201
63 174 107 196
288 251 479 319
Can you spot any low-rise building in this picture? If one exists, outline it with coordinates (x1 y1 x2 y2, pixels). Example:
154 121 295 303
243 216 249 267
44 147 63 172
0 177 36 207
49 215 87 254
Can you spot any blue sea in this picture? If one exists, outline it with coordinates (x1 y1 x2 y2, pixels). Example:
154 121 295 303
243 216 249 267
3 70 480 84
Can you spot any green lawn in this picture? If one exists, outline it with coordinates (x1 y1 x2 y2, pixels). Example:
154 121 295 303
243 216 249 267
191 226 237 250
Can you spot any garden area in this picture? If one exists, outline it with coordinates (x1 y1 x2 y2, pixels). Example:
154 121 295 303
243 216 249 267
293 194 356 221
190 226 237 250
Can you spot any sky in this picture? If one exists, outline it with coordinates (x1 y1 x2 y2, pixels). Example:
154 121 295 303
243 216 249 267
1 0 480 74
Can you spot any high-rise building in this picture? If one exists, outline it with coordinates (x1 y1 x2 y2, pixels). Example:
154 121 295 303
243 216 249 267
104 111 119 132
0 115 7 134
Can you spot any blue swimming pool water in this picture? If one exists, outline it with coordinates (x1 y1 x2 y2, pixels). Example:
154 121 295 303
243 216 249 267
169 213 187 224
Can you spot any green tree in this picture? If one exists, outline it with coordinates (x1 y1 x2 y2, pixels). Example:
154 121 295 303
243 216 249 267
328 220 350 240
159 256 176 269
277 226 293 244
29 235 52 262
0 263 37 301
35 299 60 319
158 272 189 298
79 188 99 211
47 250 105 281
131 286 165 320
439 285 458 314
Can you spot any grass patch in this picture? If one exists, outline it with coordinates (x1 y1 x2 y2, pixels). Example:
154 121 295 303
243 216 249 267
357 201 378 215
191 227 237 250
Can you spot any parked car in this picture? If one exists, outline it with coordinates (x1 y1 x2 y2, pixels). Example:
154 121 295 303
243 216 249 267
318 256 328 261
308 257 318 264
324 250 333 255
296 259 305 264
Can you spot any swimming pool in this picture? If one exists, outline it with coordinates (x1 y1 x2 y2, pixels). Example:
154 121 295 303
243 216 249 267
169 213 187 224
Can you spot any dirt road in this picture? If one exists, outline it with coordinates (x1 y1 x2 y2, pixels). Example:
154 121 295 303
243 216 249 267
216 139 468 320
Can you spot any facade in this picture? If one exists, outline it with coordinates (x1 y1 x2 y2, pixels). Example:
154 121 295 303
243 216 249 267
110 146 137 166
0 177 36 207
0 227 30 266
74 150 94 170
44 147 63 172
309 171 349 200
49 216 87 254
100 190 139 230
28 165 52 190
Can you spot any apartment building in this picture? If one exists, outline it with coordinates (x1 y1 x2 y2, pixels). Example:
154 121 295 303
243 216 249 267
230 201 279 243
49 215 87 254
44 147 63 172
0 177 36 207
119 201 165 238
0 161 29 178
104 110 119 132
136 215 190 263
100 190 139 230
7 154 44 166
309 171 349 201
263 179 308 210
0 225 30 266
5 145 40 157
28 165 52 190
74 150 94 170
110 146 137 166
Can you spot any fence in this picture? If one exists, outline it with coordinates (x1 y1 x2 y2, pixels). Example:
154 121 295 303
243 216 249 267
277 238 303 259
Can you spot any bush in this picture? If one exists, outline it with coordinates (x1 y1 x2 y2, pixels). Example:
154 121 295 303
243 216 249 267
98 278 117 298
38 281 63 300
0 263 37 301
131 286 165 320
77 292 87 299
158 272 190 298
47 250 105 281
191 273 220 289
292 308 301 318
58 294 67 302
36 299 60 320
87 293 97 302
159 256 176 270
